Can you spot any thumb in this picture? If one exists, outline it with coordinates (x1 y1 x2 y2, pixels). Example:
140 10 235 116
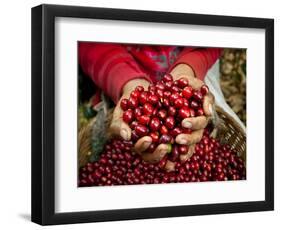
109 104 132 140
203 93 215 117
110 119 132 141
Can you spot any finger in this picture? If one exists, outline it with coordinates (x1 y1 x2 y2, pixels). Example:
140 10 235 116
175 129 204 145
134 136 152 153
181 116 209 130
187 144 196 157
141 144 168 163
180 144 195 162
165 160 175 172
187 77 204 90
110 118 132 140
203 93 215 116
109 101 133 140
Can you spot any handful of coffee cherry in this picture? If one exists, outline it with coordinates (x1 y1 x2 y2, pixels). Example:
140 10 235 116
120 74 209 168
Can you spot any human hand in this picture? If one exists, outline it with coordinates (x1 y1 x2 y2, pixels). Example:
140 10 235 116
109 79 170 164
170 64 215 161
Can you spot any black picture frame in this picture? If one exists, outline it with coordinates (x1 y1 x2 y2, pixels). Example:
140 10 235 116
31 4 274 225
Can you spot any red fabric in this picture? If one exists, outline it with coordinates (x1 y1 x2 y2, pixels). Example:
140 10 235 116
170 47 222 80
127 45 177 74
79 42 221 103
79 43 151 103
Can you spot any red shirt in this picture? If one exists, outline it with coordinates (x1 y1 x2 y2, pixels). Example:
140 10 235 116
79 43 221 103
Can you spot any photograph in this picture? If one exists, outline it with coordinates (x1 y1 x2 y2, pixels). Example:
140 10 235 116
31 4 274 225
77 42 247 187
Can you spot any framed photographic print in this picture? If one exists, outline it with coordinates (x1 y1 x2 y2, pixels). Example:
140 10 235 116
31 4 274 225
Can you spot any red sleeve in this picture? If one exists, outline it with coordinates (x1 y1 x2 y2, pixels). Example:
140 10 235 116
171 48 222 80
78 42 151 103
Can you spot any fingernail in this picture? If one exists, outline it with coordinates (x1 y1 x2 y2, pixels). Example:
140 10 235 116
182 120 192 128
159 150 167 158
178 137 188 145
120 129 128 140
142 141 151 150
209 104 213 115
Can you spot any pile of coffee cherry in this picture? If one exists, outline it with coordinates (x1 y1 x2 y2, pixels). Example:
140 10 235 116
79 129 246 187
120 74 209 166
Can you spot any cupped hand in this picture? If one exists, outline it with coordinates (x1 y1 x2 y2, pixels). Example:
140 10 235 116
109 79 169 164
170 64 215 161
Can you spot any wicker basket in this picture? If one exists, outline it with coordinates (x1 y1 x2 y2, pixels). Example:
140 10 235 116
78 118 95 167
78 106 246 168
78 109 113 167
214 106 246 161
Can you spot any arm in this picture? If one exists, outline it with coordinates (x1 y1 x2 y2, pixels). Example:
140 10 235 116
170 48 222 80
79 43 169 164
78 42 151 103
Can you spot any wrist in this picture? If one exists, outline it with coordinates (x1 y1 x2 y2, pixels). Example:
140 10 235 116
122 78 150 97
170 64 196 81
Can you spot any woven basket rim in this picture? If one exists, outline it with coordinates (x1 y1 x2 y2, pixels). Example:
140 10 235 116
215 105 246 137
